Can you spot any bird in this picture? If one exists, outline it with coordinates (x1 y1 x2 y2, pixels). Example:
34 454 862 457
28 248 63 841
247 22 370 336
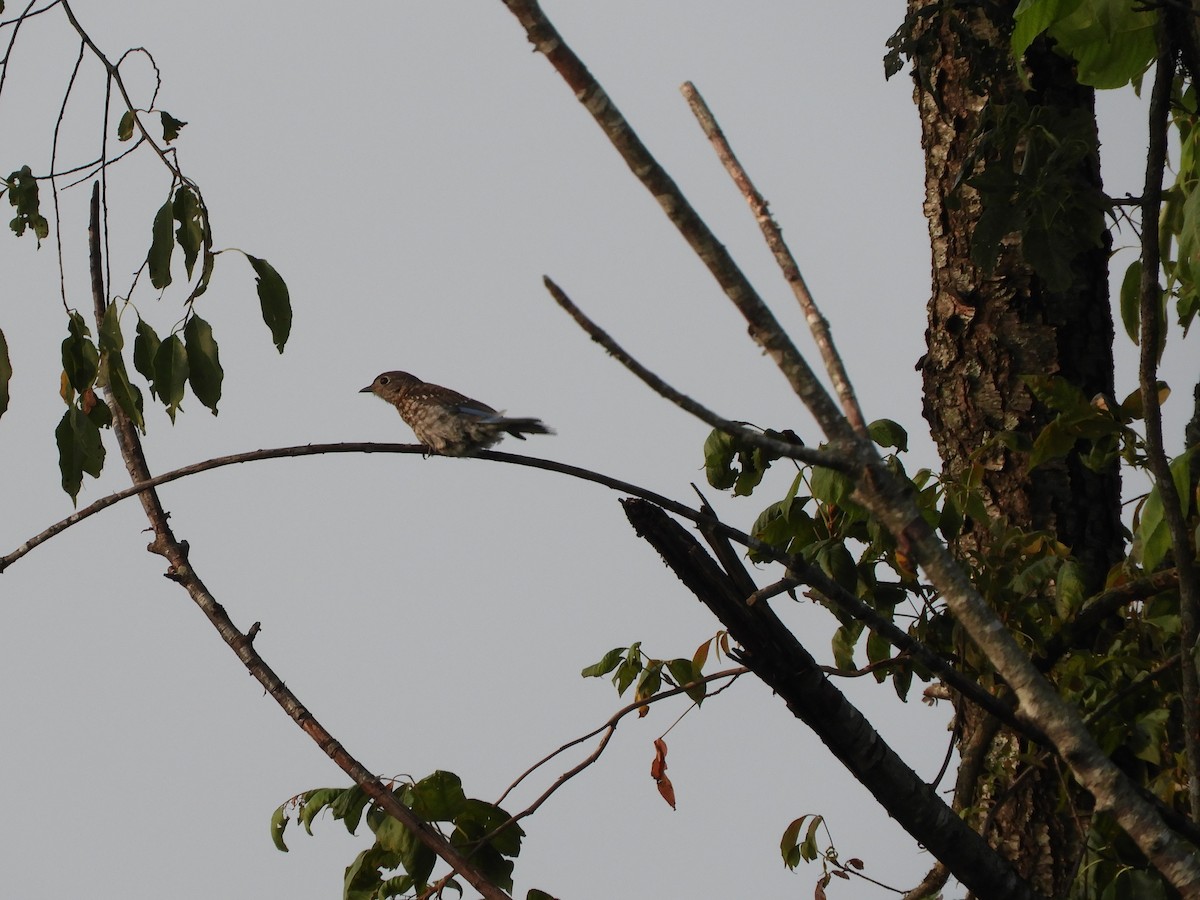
360 371 554 457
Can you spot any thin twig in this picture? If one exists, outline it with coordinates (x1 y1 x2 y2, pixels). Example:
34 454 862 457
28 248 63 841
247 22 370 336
543 276 854 470
490 668 746 832
1138 25 1200 822
680 81 868 438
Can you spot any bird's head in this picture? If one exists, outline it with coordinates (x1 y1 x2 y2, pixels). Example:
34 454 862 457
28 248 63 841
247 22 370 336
360 371 421 401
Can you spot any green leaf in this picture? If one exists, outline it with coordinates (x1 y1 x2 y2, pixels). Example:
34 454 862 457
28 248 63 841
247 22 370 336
133 318 161 396
1013 0 1156 88
1055 559 1086 619
0 326 11 419
107 351 146 434
703 429 738 490
98 303 124 353
1119 259 1142 345
810 466 854 508
801 814 824 861
635 662 662 701
117 109 136 141
452 798 524 858
5 165 49 243
172 186 205 278
297 787 341 835
1138 449 1197 572
667 657 705 704
581 647 626 678
160 110 187 143
153 333 188 422
405 771 467 822
147 198 175 290
1012 0 1076 58
329 786 371 835
270 805 289 852
247 254 292 352
55 405 105 502
61 312 100 393
867 418 908 452
184 314 223 414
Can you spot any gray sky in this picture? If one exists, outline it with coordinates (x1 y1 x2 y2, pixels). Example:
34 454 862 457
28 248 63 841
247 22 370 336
0 3 1191 898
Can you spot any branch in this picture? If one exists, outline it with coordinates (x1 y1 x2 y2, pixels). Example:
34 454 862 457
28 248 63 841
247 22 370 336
490 667 746 834
499 2 1200 887
620 497 1039 900
679 81 868 438
543 276 854 470
1138 25 1200 823
83 187 514 900
499 0 855 447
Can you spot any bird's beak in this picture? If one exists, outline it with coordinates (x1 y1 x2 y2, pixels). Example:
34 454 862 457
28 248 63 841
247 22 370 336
359 385 374 394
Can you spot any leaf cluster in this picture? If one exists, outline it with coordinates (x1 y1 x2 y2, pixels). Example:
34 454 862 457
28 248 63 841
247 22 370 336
272 771 532 900
581 632 731 709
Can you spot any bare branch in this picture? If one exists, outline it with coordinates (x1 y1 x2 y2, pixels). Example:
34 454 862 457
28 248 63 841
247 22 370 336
500 0 854 445
543 276 854 470
680 81 868 438
492 668 746 831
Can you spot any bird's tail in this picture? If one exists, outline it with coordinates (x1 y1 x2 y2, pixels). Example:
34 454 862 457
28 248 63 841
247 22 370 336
489 416 554 440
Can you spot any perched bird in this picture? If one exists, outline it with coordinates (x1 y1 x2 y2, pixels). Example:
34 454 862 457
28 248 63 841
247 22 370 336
360 371 554 457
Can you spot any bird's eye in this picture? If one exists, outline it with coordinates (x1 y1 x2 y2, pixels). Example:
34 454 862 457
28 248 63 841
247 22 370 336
378 375 390 385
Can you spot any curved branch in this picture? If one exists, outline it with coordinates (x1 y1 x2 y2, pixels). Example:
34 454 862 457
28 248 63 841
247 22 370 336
492 667 746 832
0 440 1035 746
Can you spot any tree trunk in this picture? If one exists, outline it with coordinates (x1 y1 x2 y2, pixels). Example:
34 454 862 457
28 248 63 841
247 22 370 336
906 2 1123 894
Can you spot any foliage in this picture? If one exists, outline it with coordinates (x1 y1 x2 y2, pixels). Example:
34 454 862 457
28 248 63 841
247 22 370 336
272 772 529 899
0 11 293 501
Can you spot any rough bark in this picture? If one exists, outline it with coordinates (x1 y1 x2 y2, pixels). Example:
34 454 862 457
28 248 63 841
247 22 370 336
906 2 1123 894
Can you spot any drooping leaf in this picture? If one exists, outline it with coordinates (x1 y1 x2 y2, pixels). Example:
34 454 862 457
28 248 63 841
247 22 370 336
270 805 289 852
172 185 205 278
55 405 105 503
650 738 676 809
0 326 11 419
99 303 124 353
107 351 146 434
1119 259 1142 345
404 771 467 822
867 418 908 452
581 647 626 678
247 254 292 352
153 333 188 421
6 165 49 242
61 312 100 393
133 317 161 396
117 109 136 141
184 314 223 414
1137 449 1198 572
147 198 175 289
160 110 187 143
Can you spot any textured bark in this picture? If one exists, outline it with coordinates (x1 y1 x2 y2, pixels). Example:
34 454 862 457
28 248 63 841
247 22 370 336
907 2 1124 894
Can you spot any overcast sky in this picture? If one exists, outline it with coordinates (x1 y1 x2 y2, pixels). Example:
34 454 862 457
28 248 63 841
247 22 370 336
0 3 1192 899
